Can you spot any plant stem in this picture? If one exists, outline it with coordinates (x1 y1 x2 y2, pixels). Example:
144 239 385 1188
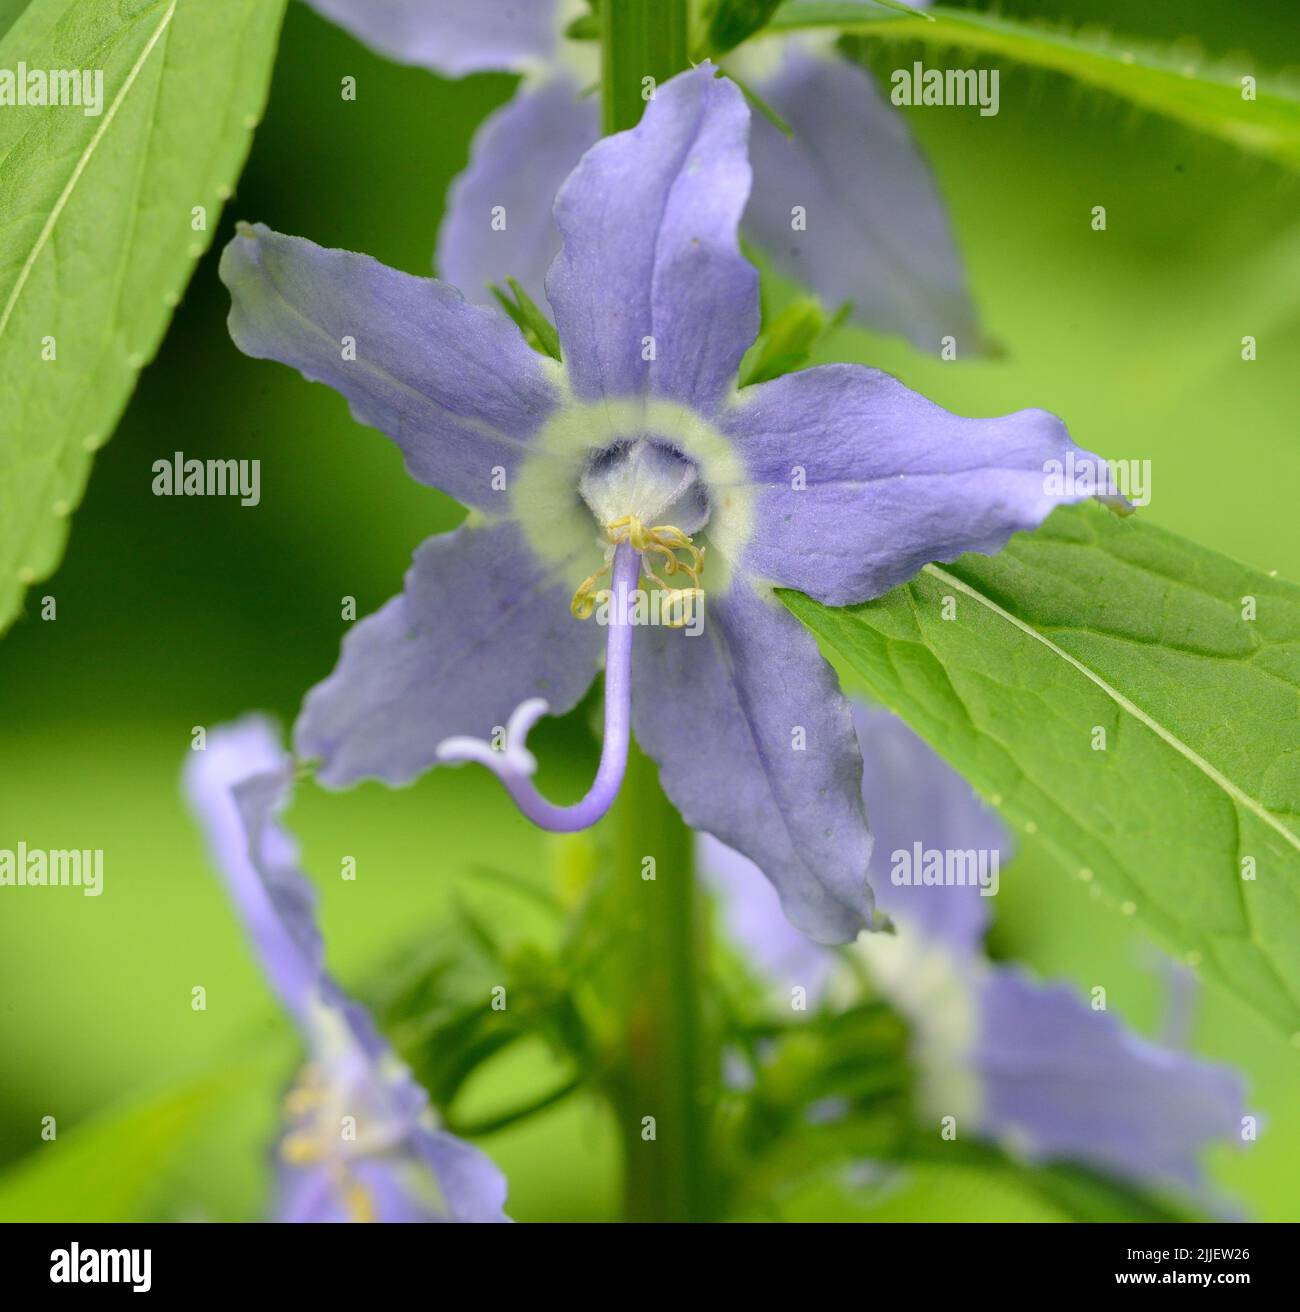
601 0 691 134
598 0 710 1223
604 737 713 1222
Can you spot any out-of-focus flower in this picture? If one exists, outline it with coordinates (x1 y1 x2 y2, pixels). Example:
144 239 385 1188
704 704 1247 1195
184 716 510 1222
301 0 976 348
221 64 1103 944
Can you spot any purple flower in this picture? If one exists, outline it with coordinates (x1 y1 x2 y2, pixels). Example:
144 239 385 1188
704 704 1247 1195
220 64 1101 945
302 0 976 347
304 0 563 76
184 716 510 1223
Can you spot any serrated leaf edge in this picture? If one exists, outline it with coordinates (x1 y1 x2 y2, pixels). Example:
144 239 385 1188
924 562 1300 857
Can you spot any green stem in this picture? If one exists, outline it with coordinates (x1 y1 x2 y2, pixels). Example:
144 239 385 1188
604 738 713 1222
598 0 709 1223
601 0 691 134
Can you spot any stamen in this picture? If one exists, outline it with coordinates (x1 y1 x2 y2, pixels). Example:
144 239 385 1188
436 543 640 833
571 514 705 630
333 1165 376 1224
280 1132 323 1166
570 560 613 620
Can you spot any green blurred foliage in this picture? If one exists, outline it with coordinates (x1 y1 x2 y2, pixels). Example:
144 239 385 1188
1 0 1297 1220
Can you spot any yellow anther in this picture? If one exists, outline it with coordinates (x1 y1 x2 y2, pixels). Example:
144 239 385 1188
277 1062 384 1222
648 525 704 576
570 562 613 619
335 1166 377 1224
283 1086 325 1117
662 587 705 628
569 515 705 629
279 1132 323 1166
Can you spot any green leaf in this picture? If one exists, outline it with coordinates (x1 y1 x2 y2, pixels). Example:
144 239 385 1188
489 276 563 361
0 0 30 40
564 10 599 43
740 295 842 386
767 4 1300 170
0 0 287 634
783 504 1300 1036
775 0 931 26
0 1074 233 1221
1015 1159 1200 1224
700 0 786 58
849 1146 1198 1223
720 68 793 137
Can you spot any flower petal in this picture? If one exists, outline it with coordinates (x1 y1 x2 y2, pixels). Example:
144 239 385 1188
699 834 841 999
438 76 598 308
414 1126 514 1222
724 362 1102 605
296 519 604 788
546 64 759 413
701 703 1003 987
852 704 1008 955
220 223 561 510
184 716 321 1025
276 998 511 1223
301 0 560 76
185 720 510 1222
635 578 873 943
275 1121 509 1223
744 43 977 347
977 967 1245 1191
694 702 1245 1196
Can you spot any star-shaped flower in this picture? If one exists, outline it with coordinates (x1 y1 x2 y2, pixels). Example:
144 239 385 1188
301 0 977 346
704 704 1247 1196
184 717 510 1223
221 64 1104 944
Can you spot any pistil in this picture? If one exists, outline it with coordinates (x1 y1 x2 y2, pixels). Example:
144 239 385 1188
435 543 641 832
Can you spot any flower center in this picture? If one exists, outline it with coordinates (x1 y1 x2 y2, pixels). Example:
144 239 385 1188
569 514 705 626
578 438 710 532
571 439 708 627
442 414 747 837
278 1061 394 1222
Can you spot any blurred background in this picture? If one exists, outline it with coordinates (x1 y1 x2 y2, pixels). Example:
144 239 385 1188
0 0 1297 1221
